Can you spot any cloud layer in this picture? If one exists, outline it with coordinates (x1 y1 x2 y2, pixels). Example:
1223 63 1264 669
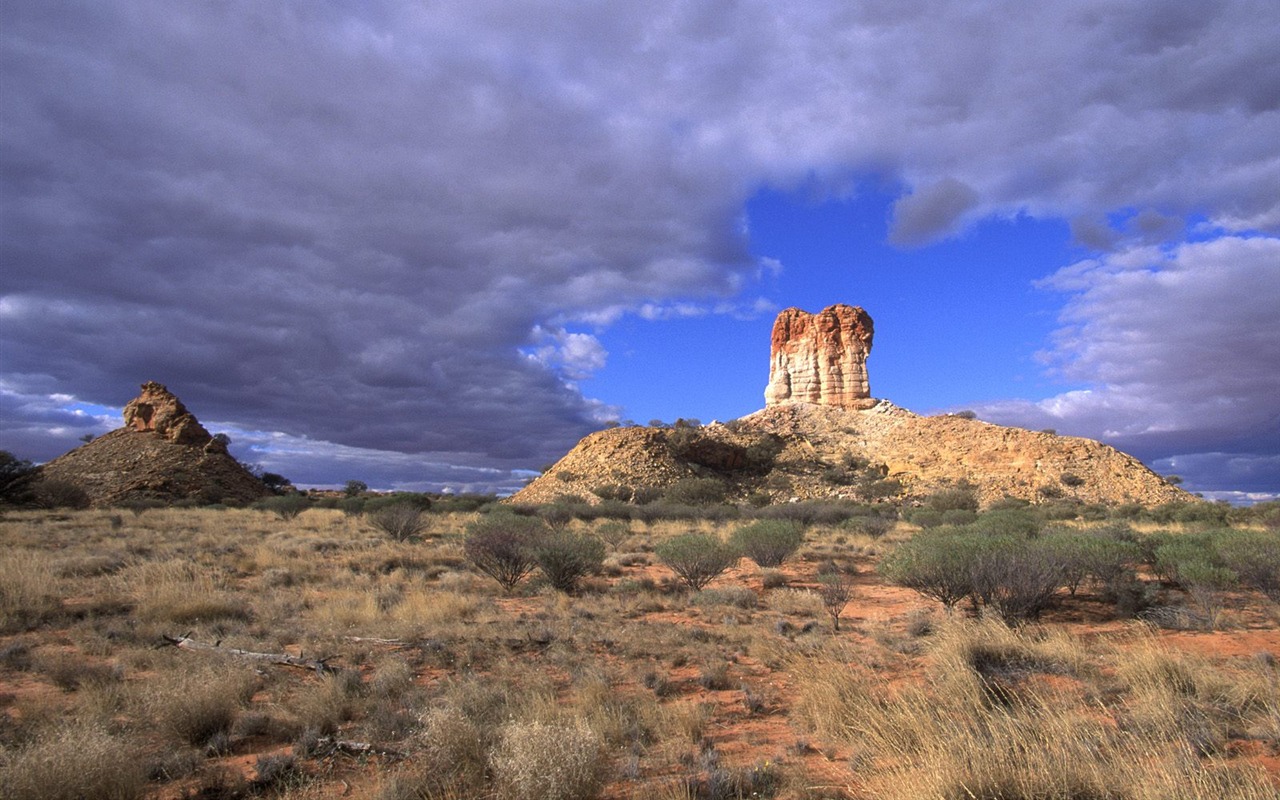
3 1 1278 491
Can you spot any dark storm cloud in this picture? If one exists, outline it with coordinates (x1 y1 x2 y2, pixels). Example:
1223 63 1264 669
3 1 1279 489
887 178 979 247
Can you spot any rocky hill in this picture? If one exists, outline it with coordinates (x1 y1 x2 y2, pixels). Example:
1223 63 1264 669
513 304 1193 508
511 402 1189 507
34 382 270 507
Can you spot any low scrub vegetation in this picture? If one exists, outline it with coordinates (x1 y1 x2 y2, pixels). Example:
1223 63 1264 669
0 499 1276 798
729 520 805 567
655 532 739 591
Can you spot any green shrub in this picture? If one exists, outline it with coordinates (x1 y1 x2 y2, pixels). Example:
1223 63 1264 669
1215 530 1280 601
464 515 549 591
926 486 979 513
907 508 945 529
882 528 1068 622
752 501 864 526
940 509 978 526
368 503 428 541
1041 530 1141 597
879 527 983 611
662 477 729 506
968 537 1068 622
656 533 739 591
841 514 896 538
594 521 631 550
536 504 576 530
973 508 1041 538
533 530 606 594
590 484 633 503
256 494 311 519
729 520 805 567
365 492 434 512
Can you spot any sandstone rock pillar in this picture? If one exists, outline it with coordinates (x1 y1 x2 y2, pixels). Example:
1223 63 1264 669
764 304 875 410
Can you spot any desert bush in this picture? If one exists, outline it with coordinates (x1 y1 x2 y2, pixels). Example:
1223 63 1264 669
751 500 864 526
792 620 1278 800
818 573 854 631
534 503 576 530
729 520 805 567
1152 534 1216 584
662 477 729 506
968 537 1068 623
1 724 147 800
926 486 979 513
256 494 311 519
146 663 256 747
124 560 251 624
1041 530 1141 597
33 479 92 509
594 520 631 550
590 484 633 503
761 569 788 589
532 530 606 593
1214 529 1280 602
0 450 37 505
842 513 895 538
907 508 945 528
972 507 1041 538
490 719 607 800
1177 560 1238 627
367 502 428 541
882 528 1067 622
940 508 978 526
464 515 548 591
656 533 739 592
879 528 983 611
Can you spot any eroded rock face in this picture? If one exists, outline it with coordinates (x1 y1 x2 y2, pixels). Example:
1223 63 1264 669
764 304 875 410
122 381 216 448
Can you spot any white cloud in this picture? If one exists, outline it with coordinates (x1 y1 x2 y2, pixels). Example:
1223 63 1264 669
977 235 1280 494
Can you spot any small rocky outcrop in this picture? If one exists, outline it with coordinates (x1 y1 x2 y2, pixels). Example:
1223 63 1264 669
764 304 875 410
34 382 269 507
123 380 221 450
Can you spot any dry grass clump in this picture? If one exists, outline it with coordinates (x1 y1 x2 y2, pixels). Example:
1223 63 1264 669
306 582 486 637
490 719 607 800
791 618 1277 799
141 658 258 747
0 548 63 633
121 559 251 624
0 723 147 800
1110 631 1280 757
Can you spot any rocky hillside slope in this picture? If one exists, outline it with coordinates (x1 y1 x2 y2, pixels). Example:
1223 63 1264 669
511 402 1192 508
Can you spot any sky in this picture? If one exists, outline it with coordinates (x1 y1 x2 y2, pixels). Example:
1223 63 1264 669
2 1 1278 501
